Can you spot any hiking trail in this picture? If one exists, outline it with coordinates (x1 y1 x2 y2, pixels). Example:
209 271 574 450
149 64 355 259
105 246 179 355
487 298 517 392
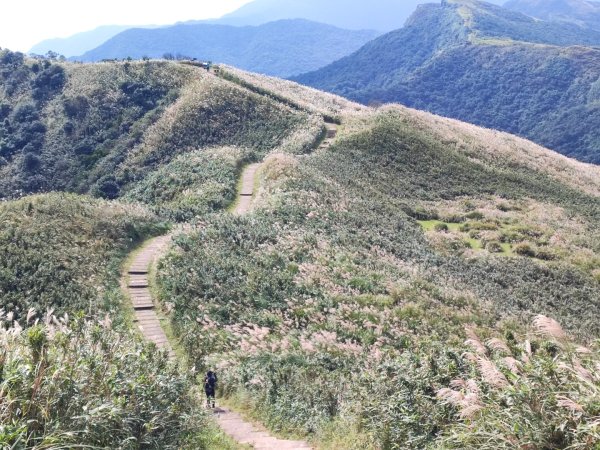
214 162 313 449
123 161 315 449
125 234 175 359
121 66 340 443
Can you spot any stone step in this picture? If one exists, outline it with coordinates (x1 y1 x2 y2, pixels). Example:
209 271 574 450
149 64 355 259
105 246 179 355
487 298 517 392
133 305 155 311
128 267 149 273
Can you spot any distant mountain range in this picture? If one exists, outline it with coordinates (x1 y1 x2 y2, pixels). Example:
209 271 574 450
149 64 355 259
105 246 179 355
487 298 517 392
30 0 505 58
295 0 600 164
211 0 503 31
76 20 380 78
505 0 600 31
29 25 141 58
28 0 600 61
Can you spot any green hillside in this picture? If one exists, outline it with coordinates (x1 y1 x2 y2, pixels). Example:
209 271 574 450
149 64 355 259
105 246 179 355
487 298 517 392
294 0 600 164
0 194 228 449
0 193 165 318
0 54 324 449
1 54 599 448
76 20 380 78
0 49 318 205
155 74 600 448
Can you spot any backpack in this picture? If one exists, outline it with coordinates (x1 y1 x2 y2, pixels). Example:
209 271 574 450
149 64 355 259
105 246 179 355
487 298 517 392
206 372 217 388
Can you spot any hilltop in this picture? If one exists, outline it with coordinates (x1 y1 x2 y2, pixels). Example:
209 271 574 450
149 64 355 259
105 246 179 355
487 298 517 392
295 0 600 163
1 54 599 448
212 0 470 31
75 20 380 77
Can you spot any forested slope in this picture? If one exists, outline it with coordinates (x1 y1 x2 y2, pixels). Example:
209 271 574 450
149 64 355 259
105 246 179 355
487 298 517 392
295 0 600 163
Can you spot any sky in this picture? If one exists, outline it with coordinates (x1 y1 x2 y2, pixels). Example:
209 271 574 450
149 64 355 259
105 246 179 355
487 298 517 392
0 0 254 52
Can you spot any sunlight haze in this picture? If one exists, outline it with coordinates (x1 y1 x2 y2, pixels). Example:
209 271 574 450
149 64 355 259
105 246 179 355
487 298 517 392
0 0 253 52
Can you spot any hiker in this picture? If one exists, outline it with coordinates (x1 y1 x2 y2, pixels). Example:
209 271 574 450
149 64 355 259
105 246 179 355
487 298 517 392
204 370 218 408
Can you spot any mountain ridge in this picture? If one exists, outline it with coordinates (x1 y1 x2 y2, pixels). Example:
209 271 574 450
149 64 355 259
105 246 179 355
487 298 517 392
294 0 600 163
505 0 600 31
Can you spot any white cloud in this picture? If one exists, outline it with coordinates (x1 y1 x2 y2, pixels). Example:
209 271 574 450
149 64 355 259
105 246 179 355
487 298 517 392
0 0 253 52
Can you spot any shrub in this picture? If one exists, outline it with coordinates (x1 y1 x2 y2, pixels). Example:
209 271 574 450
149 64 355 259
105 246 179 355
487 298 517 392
434 222 449 232
438 317 600 449
0 193 164 319
485 241 503 253
514 242 536 257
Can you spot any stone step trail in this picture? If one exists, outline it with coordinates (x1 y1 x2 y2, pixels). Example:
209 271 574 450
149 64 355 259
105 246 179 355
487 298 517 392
233 163 261 215
125 234 174 358
121 162 313 449
215 408 311 450
217 163 314 449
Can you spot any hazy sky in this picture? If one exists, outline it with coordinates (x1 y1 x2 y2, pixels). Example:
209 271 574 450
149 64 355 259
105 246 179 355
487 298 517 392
0 0 253 52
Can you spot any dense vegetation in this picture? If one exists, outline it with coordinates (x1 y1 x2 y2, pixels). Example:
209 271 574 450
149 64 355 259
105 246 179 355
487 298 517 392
295 0 600 163
0 50 315 215
0 193 238 448
2 52 599 448
0 314 213 449
157 97 600 448
76 20 379 78
0 60 329 449
0 193 165 320
124 147 249 221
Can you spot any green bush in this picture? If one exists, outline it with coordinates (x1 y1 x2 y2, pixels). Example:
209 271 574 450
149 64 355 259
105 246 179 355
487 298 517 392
514 242 536 257
485 241 504 253
434 222 449 232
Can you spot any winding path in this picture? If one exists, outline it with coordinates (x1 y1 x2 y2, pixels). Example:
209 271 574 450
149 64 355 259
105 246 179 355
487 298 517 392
215 162 313 449
123 161 312 449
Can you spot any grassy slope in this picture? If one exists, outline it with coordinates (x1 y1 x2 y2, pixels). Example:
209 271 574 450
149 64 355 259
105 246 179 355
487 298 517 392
0 60 327 449
0 193 165 319
2 53 599 447
294 0 600 163
0 317 211 449
0 51 320 220
156 73 600 448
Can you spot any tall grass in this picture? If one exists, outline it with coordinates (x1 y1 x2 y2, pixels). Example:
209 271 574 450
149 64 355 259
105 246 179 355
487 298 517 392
0 310 209 449
157 106 600 448
0 193 166 320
